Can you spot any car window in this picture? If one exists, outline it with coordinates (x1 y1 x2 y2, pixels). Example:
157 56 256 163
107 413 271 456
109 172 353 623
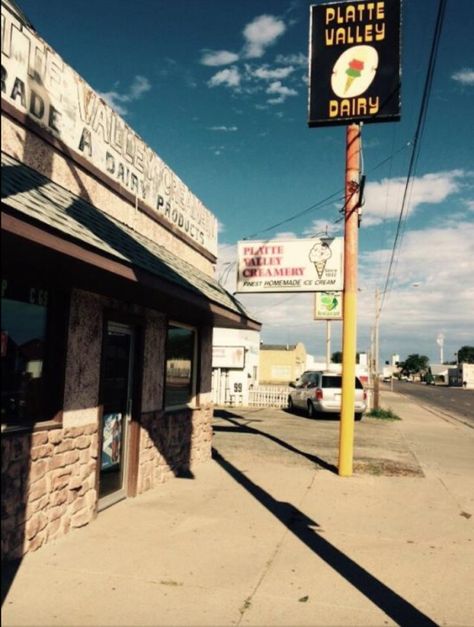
308 373 319 386
297 373 310 387
321 376 363 389
322 376 342 388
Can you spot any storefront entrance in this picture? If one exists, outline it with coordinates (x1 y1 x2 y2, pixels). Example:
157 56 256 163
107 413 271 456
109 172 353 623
98 321 135 508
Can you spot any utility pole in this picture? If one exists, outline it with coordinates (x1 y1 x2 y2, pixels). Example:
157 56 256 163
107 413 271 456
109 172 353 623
369 326 375 410
373 288 381 410
338 123 361 477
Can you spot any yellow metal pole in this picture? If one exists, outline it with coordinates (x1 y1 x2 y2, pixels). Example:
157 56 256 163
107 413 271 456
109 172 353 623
338 123 361 477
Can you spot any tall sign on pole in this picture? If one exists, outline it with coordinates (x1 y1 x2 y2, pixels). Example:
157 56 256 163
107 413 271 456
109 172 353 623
308 0 401 127
308 0 401 477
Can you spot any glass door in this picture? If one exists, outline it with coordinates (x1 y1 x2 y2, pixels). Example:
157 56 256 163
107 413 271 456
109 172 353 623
99 321 134 507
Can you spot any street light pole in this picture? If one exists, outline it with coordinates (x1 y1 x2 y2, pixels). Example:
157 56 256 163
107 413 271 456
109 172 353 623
326 320 331 370
437 333 445 364
373 287 381 410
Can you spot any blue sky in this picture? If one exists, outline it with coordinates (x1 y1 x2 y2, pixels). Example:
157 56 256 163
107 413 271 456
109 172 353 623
17 0 474 364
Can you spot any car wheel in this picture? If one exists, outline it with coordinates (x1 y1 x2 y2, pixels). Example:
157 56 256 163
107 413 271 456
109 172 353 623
307 401 315 418
288 397 294 412
355 413 363 421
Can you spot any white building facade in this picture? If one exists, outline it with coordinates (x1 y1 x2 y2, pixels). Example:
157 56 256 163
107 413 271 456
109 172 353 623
212 329 261 406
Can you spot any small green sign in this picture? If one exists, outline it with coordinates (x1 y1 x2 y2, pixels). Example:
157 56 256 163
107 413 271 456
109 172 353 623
314 291 343 319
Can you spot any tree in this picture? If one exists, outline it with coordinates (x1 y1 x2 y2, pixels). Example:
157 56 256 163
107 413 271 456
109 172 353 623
331 351 343 363
331 351 361 364
400 354 429 377
457 346 474 364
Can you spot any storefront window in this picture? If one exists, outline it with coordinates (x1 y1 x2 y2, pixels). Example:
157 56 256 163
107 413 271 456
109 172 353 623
165 324 196 407
1 279 48 424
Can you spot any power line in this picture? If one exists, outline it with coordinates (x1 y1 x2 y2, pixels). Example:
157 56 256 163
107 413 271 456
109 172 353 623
380 0 447 311
242 140 412 242
243 190 343 240
217 140 413 288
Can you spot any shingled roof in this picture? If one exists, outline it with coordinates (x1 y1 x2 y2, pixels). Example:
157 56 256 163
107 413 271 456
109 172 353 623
1 152 260 329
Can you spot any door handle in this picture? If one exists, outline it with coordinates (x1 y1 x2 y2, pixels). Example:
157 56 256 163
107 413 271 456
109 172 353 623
126 398 133 422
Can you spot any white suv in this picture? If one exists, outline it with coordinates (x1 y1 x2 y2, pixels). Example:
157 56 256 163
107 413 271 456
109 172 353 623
288 371 367 420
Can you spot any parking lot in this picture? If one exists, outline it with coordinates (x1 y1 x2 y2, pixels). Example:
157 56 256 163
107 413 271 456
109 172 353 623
212 406 423 477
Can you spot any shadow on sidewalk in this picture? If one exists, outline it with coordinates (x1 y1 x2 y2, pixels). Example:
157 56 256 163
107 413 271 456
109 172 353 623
213 409 338 474
212 446 437 627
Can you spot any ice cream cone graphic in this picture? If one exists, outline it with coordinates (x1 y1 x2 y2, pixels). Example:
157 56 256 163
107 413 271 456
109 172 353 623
344 58 364 93
314 261 327 279
309 241 332 279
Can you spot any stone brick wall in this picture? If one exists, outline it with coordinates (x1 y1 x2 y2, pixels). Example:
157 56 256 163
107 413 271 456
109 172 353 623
1 424 98 560
137 406 213 493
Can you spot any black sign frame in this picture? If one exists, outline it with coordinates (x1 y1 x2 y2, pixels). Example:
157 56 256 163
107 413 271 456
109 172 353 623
308 0 401 127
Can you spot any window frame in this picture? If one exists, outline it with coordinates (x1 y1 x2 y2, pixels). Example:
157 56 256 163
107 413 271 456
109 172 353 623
1 278 69 431
163 320 198 411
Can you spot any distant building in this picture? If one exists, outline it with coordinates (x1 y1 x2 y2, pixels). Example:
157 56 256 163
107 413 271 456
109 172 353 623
212 328 260 406
431 363 473 388
430 364 450 385
259 343 307 384
460 363 474 389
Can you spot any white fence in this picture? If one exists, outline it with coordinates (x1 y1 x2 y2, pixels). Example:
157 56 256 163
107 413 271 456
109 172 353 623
248 385 290 408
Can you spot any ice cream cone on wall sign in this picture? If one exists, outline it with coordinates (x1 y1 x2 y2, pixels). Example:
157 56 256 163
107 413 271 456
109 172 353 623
309 241 332 278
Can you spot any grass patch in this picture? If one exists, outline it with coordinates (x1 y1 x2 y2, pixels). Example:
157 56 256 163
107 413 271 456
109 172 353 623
367 407 401 421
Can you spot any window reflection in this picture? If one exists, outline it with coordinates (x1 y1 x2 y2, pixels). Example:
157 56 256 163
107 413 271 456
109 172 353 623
1 280 48 423
165 325 195 407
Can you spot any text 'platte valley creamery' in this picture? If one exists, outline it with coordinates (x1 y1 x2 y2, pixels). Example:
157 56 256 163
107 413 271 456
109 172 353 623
237 238 344 293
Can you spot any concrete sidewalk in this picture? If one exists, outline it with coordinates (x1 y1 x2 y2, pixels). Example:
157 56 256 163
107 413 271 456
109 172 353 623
2 392 474 626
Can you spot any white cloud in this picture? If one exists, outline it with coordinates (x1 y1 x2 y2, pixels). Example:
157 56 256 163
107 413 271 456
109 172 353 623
201 50 239 66
217 220 474 364
252 65 295 80
243 15 286 59
358 222 474 360
266 80 297 104
275 52 307 67
362 170 465 227
208 67 241 89
209 126 238 132
98 75 151 115
129 75 151 99
274 231 298 240
303 220 343 238
451 68 474 85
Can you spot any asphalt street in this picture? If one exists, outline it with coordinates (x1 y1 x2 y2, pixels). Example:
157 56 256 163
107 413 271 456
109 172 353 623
386 380 474 427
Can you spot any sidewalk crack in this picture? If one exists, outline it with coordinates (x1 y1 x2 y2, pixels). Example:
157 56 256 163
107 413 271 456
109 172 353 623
236 471 318 625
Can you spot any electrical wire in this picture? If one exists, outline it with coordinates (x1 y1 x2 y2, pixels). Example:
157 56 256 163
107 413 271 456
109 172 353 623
379 0 447 312
217 139 413 288
243 190 343 240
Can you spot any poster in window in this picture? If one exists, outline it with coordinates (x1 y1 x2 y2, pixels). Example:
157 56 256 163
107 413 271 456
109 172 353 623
101 413 122 470
1 331 8 357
